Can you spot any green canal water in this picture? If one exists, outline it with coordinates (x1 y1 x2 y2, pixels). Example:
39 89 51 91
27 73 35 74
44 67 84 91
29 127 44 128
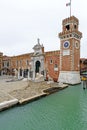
0 84 87 130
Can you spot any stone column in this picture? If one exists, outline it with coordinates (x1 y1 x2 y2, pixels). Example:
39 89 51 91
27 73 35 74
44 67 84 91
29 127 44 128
1 70 3 76
44 69 46 80
32 60 35 81
32 70 35 81
22 69 24 78
28 68 31 80
18 68 20 79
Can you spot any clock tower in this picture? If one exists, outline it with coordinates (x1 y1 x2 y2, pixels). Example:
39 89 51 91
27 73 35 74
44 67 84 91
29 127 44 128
58 16 82 84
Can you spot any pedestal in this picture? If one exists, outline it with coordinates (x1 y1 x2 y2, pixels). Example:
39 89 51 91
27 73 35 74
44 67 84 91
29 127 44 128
58 71 81 85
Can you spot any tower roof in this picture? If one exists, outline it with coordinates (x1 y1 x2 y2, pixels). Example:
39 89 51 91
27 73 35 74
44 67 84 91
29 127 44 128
62 16 79 25
59 15 82 39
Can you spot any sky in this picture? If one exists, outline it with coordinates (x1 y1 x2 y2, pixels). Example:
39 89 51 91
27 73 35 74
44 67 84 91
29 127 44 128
0 0 87 58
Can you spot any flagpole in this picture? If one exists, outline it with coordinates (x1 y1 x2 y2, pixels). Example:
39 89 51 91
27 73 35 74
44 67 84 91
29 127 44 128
70 0 71 17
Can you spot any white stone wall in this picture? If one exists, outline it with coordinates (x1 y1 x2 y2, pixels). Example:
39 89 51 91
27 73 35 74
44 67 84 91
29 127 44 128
58 71 81 85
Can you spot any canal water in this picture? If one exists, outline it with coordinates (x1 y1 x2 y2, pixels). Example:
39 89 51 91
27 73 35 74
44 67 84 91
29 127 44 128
0 84 87 130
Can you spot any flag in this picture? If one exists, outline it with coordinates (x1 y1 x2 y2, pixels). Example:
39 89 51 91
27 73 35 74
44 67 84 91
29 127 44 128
66 2 71 6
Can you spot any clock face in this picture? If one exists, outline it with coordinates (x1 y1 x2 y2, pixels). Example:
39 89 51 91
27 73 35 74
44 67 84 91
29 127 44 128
63 41 70 48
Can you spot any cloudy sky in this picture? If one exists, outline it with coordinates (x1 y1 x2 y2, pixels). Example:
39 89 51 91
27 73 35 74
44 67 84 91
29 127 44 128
0 0 87 57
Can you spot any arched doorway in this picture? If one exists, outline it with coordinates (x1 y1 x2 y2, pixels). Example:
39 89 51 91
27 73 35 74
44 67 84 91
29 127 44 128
35 61 40 73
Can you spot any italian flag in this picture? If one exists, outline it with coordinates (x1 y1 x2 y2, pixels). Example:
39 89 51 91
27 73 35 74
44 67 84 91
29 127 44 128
66 2 71 6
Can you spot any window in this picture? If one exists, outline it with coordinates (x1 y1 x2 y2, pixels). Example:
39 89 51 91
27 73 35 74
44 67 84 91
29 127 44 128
26 60 29 66
50 59 53 64
54 64 58 71
74 24 77 29
54 64 58 68
67 35 69 38
66 24 70 30
75 42 79 49
16 61 18 67
7 62 9 67
2 62 4 67
70 34 72 37
20 60 22 66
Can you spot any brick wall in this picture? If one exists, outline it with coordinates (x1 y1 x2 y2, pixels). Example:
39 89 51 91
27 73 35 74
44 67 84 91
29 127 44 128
10 53 33 70
0 52 3 71
45 50 60 81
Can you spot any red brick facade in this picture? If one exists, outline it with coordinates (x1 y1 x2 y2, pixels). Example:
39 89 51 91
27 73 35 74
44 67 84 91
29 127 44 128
0 16 85 82
0 52 3 75
59 16 82 72
45 51 60 81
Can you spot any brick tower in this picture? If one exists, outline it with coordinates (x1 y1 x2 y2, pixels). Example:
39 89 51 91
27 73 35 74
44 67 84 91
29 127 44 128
58 16 82 84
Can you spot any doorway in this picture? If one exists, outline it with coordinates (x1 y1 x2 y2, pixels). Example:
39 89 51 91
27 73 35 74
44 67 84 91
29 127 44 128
35 61 40 73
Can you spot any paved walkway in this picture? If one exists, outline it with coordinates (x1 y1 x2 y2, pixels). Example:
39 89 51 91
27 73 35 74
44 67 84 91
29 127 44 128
0 75 68 110
0 76 51 103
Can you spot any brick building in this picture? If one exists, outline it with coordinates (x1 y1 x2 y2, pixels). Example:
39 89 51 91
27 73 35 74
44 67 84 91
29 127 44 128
0 16 85 84
0 52 3 75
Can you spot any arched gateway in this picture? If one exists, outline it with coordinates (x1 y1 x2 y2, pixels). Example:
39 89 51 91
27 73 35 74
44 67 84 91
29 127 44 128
30 39 45 81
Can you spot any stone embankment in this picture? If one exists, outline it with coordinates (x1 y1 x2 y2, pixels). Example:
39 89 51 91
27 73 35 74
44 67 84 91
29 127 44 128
0 76 68 111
